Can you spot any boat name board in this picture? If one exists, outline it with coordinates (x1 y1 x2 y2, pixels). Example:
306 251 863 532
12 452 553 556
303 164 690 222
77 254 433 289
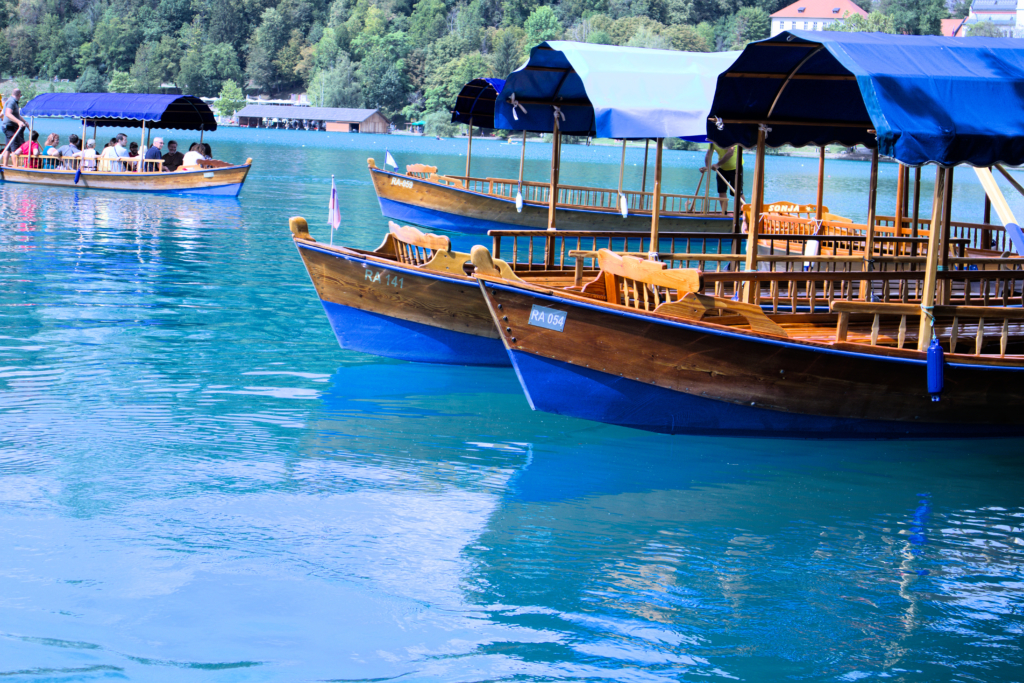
529 305 566 332
364 268 404 288
391 176 414 190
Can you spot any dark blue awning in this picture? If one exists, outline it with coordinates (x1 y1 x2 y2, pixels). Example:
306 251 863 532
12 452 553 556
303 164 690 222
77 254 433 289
22 93 217 131
707 31 1024 167
494 41 741 139
451 78 505 128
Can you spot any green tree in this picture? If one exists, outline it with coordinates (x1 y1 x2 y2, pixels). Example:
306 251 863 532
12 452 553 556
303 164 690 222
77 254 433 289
76 66 108 93
524 6 563 46
6 24 37 76
587 29 613 43
662 23 708 51
107 70 137 93
409 0 448 45
489 27 525 79
274 29 307 83
967 20 1004 36
93 9 144 73
423 50 490 112
216 79 246 117
626 26 670 48
424 110 457 137
360 47 407 115
824 11 898 33
877 0 948 35
180 42 245 97
309 54 362 107
730 6 769 48
502 0 538 27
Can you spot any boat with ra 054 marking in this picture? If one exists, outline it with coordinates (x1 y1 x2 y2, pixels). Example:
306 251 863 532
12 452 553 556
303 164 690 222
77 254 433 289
474 31 1024 438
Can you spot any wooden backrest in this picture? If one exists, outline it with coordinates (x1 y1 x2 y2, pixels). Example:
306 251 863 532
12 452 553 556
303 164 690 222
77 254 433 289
471 245 524 282
656 293 789 337
388 221 451 265
406 164 437 179
596 249 701 311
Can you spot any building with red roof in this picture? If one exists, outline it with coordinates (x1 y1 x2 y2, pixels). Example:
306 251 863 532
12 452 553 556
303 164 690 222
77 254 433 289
770 0 868 36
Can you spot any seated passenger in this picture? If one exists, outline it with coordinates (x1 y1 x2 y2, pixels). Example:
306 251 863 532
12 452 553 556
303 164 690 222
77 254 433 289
57 134 81 157
57 134 82 169
80 139 97 169
144 137 164 171
202 143 212 159
16 131 41 168
99 140 117 171
162 140 183 171
178 143 205 170
43 133 59 156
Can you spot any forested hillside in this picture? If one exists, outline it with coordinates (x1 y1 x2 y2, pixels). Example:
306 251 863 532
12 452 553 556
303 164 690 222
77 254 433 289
0 0 951 125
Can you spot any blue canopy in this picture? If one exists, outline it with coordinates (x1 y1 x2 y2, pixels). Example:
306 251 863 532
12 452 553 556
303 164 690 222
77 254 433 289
494 41 741 139
22 93 217 131
707 31 1024 167
451 78 505 128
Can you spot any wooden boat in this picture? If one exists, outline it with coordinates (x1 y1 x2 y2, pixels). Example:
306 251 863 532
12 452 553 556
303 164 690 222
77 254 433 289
1 93 251 196
370 42 740 234
473 31 1024 438
290 217 743 365
368 158 732 234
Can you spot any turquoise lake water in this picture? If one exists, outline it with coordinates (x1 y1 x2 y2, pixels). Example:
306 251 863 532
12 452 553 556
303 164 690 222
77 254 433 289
1 125 1022 681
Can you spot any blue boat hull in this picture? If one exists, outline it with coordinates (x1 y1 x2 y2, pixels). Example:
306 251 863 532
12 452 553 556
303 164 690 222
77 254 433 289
295 240 511 366
321 299 509 365
479 279 1024 439
507 350 1022 438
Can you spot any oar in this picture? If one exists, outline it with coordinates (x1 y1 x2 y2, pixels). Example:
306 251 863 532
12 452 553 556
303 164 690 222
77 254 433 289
715 168 747 205
976 166 1024 255
686 170 705 213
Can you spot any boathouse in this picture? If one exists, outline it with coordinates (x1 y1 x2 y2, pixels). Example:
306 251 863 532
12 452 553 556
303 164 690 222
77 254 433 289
235 105 389 133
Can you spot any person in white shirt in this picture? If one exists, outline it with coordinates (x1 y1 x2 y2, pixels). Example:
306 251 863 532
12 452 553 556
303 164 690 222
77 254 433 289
80 139 97 169
178 142 205 170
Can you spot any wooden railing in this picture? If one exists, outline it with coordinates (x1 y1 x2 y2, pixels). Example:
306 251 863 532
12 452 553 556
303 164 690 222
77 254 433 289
8 154 165 173
445 175 727 216
875 215 1010 253
490 230 743 271
833 301 1024 357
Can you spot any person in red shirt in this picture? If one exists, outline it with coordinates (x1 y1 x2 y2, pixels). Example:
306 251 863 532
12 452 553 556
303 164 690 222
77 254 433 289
17 131 41 168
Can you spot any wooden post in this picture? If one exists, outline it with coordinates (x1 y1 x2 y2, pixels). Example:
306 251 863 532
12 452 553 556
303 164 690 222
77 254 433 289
465 116 473 179
815 146 825 220
732 148 743 256
617 138 626 200
863 146 879 262
982 181 992 249
894 163 905 235
939 166 954 304
547 118 560 231
911 166 921 258
648 138 664 258
80 119 86 154
517 129 526 186
743 127 767 303
28 117 34 162
917 167 947 352
641 139 650 198
140 120 146 172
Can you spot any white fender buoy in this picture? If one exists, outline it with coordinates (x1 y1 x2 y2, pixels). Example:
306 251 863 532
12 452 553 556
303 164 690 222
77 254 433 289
515 190 523 213
619 194 628 218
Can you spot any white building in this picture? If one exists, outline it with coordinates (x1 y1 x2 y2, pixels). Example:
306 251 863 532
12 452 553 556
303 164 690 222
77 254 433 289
770 0 868 36
964 0 1019 36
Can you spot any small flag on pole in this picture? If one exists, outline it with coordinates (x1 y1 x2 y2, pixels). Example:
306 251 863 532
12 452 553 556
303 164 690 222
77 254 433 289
328 175 341 245
385 150 398 170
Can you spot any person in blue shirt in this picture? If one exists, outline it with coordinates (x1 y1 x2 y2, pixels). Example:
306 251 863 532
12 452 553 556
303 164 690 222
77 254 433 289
144 137 163 171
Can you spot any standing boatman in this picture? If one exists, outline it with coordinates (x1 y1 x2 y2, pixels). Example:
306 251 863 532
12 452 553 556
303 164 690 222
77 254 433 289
2 89 28 166
700 141 738 216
